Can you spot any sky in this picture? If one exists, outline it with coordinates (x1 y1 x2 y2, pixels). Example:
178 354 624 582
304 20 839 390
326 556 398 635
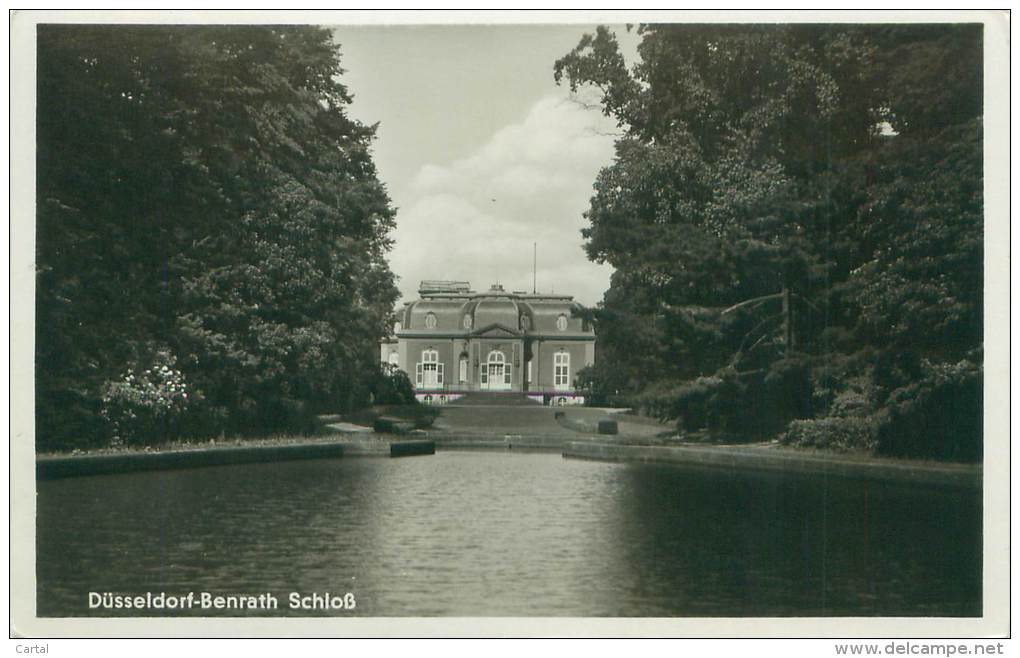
331 24 639 307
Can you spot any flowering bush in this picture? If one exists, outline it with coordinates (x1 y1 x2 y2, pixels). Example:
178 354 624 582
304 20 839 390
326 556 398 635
100 350 192 446
782 416 879 453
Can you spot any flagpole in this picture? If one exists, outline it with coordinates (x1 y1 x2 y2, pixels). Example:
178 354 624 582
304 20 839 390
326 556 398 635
533 242 537 294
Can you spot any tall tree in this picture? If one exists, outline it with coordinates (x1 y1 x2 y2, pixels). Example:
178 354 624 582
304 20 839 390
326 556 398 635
556 25 883 379
37 26 397 448
556 24 983 455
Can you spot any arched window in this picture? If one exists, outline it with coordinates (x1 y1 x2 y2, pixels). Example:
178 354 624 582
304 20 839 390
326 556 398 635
481 350 511 389
556 314 568 331
424 312 438 329
554 351 570 390
415 349 443 389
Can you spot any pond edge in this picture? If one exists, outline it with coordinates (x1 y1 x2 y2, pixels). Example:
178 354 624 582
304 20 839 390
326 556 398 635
562 441 982 489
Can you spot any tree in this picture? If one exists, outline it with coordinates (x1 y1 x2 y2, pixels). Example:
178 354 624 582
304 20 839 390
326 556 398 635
555 25 880 367
36 26 397 448
556 25 983 456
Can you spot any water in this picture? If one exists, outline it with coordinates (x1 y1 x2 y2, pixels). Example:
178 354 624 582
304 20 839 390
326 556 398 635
36 451 981 617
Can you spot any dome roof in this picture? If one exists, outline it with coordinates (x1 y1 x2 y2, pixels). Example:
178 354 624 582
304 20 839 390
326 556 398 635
404 299 462 331
395 282 593 336
473 298 519 330
529 301 586 333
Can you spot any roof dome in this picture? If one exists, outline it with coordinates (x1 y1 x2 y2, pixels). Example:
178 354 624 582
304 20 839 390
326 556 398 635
405 299 462 331
473 298 519 330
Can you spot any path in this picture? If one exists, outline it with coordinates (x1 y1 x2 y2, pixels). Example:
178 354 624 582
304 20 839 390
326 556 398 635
434 402 670 439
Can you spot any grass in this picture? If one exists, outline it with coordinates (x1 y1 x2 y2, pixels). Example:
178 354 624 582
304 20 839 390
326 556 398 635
37 433 346 458
342 404 439 431
40 403 444 456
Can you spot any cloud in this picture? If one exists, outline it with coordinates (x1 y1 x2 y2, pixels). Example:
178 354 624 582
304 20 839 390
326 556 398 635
389 96 617 306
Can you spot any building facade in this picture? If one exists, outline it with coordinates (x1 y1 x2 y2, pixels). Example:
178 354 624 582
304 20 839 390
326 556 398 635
380 281 594 405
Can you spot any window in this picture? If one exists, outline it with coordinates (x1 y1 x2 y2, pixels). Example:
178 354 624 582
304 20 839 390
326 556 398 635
463 313 472 330
556 314 568 331
484 350 511 389
554 351 570 390
424 313 437 329
415 349 444 389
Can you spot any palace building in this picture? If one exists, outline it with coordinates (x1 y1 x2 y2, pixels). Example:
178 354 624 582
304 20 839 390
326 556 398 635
380 280 595 405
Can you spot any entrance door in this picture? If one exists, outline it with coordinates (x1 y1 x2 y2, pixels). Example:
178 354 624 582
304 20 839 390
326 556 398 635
482 350 511 391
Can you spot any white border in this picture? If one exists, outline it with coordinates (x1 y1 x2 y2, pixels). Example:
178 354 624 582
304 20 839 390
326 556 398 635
10 9 1011 639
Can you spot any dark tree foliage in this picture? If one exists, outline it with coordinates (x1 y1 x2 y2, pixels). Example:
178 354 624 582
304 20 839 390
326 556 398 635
37 26 398 449
556 24 983 459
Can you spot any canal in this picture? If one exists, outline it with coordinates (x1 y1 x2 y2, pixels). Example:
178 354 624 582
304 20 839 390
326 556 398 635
36 451 981 617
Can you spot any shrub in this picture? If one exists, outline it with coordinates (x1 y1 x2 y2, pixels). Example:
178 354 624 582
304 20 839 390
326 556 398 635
410 405 439 429
782 416 879 453
705 369 752 435
807 351 884 420
700 356 814 439
761 355 814 427
257 396 319 436
371 403 439 432
36 389 106 452
99 350 193 446
575 363 631 407
635 382 680 422
872 349 925 402
827 373 878 418
637 376 722 428
633 370 752 438
634 355 816 441
876 359 982 462
373 417 398 434
675 376 723 431
605 392 641 409
372 364 416 405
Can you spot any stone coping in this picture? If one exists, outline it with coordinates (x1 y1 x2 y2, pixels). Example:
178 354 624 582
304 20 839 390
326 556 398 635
561 441 982 489
37 433 979 488
37 438 436 479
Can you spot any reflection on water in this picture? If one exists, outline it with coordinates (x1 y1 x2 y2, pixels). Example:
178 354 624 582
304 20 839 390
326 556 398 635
36 451 981 617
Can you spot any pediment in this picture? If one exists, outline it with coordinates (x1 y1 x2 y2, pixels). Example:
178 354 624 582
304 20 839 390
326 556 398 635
471 323 521 338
